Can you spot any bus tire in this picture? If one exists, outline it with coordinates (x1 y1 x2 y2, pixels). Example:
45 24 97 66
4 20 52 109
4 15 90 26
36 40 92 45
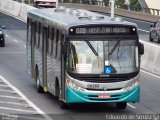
116 102 127 109
0 40 5 47
36 70 44 93
157 35 160 43
149 33 153 42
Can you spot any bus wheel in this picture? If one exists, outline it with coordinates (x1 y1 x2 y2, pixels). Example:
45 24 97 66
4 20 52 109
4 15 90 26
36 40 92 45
116 102 127 109
157 35 160 43
149 33 153 42
36 73 44 93
1 41 5 47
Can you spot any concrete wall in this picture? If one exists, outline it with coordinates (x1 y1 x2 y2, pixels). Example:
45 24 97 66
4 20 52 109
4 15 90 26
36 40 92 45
0 0 160 75
0 0 35 22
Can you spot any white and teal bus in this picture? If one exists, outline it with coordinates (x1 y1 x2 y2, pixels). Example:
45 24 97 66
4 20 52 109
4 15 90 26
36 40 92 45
27 6 144 109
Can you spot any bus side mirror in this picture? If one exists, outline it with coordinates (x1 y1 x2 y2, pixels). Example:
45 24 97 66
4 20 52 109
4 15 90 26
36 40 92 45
138 42 144 55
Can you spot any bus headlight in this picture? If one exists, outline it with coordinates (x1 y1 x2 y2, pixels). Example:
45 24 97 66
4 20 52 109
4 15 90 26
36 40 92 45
66 79 85 92
123 79 140 92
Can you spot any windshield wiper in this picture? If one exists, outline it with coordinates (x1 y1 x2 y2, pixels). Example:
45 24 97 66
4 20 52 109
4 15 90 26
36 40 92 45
108 40 121 56
85 39 98 56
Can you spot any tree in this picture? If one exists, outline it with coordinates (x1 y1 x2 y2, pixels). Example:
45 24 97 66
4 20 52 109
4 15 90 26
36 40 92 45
115 0 125 9
129 0 141 11
129 0 138 5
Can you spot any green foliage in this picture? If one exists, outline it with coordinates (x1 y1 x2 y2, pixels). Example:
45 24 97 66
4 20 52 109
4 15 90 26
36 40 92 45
115 0 125 9
115 0 125 5
130 0 139 5
103 0 110 2
129 0 141 12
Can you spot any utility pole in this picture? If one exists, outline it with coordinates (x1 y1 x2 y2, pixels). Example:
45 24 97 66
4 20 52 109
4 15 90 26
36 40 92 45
111 0 115 18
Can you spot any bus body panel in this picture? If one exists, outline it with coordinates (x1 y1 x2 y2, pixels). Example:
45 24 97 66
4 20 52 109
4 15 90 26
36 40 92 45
66 86 140 103
65 73 140 103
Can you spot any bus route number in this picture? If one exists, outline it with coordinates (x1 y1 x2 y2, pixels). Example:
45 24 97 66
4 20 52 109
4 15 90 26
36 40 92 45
87 84 99 89
76 28 86 34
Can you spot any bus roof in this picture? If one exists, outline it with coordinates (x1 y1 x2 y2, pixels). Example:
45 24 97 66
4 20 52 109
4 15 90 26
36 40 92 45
27 6 137 29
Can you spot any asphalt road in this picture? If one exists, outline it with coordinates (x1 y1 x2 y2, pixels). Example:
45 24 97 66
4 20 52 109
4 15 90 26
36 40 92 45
0 12 160 120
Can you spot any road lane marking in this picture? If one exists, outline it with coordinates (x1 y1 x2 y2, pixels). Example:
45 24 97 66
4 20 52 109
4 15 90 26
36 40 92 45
0 52 25 54
0 107 36 113
13 39 19 43
140 69 160 79
0 95 21 99
0 75 53 120
138 29 149 33
0 89 14 92
13 115 45 120
5 34 12 39
127 103 136 109
0 84 8 87
5 34 19 42
5 34 9 37
0 100 28 106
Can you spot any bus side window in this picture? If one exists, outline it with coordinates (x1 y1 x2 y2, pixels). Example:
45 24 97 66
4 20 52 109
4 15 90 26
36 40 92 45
27 18 32 43
55 29 59 58
36 22 39 48
57 31 61 60
47 26 52 55
37 22 41 48
34 21 37 47
39 24 43 50
53 28 57 58
45 26 49 53
51 28 54 56
31 22 35 46
27 18 29 32
61 34 64 45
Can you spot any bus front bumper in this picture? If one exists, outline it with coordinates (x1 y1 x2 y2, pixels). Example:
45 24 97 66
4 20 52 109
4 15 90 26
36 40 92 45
65 86 140 103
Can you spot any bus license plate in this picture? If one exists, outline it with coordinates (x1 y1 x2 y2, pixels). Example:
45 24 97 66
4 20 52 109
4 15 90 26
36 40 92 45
98 94 110 99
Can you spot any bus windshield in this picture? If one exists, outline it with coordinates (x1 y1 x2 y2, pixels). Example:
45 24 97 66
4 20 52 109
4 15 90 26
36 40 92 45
67 38 139 74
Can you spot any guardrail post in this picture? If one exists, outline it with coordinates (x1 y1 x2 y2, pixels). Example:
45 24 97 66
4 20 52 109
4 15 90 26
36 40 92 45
157 10 159 16
152 9 155 15
111 0 115 18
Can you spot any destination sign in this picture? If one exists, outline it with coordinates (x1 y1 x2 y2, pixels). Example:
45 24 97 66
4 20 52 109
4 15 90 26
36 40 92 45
69 26 137 35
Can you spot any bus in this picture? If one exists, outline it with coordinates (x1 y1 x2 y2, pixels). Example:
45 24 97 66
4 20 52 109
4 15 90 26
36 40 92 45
27 6 144 109
33 0 58 8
